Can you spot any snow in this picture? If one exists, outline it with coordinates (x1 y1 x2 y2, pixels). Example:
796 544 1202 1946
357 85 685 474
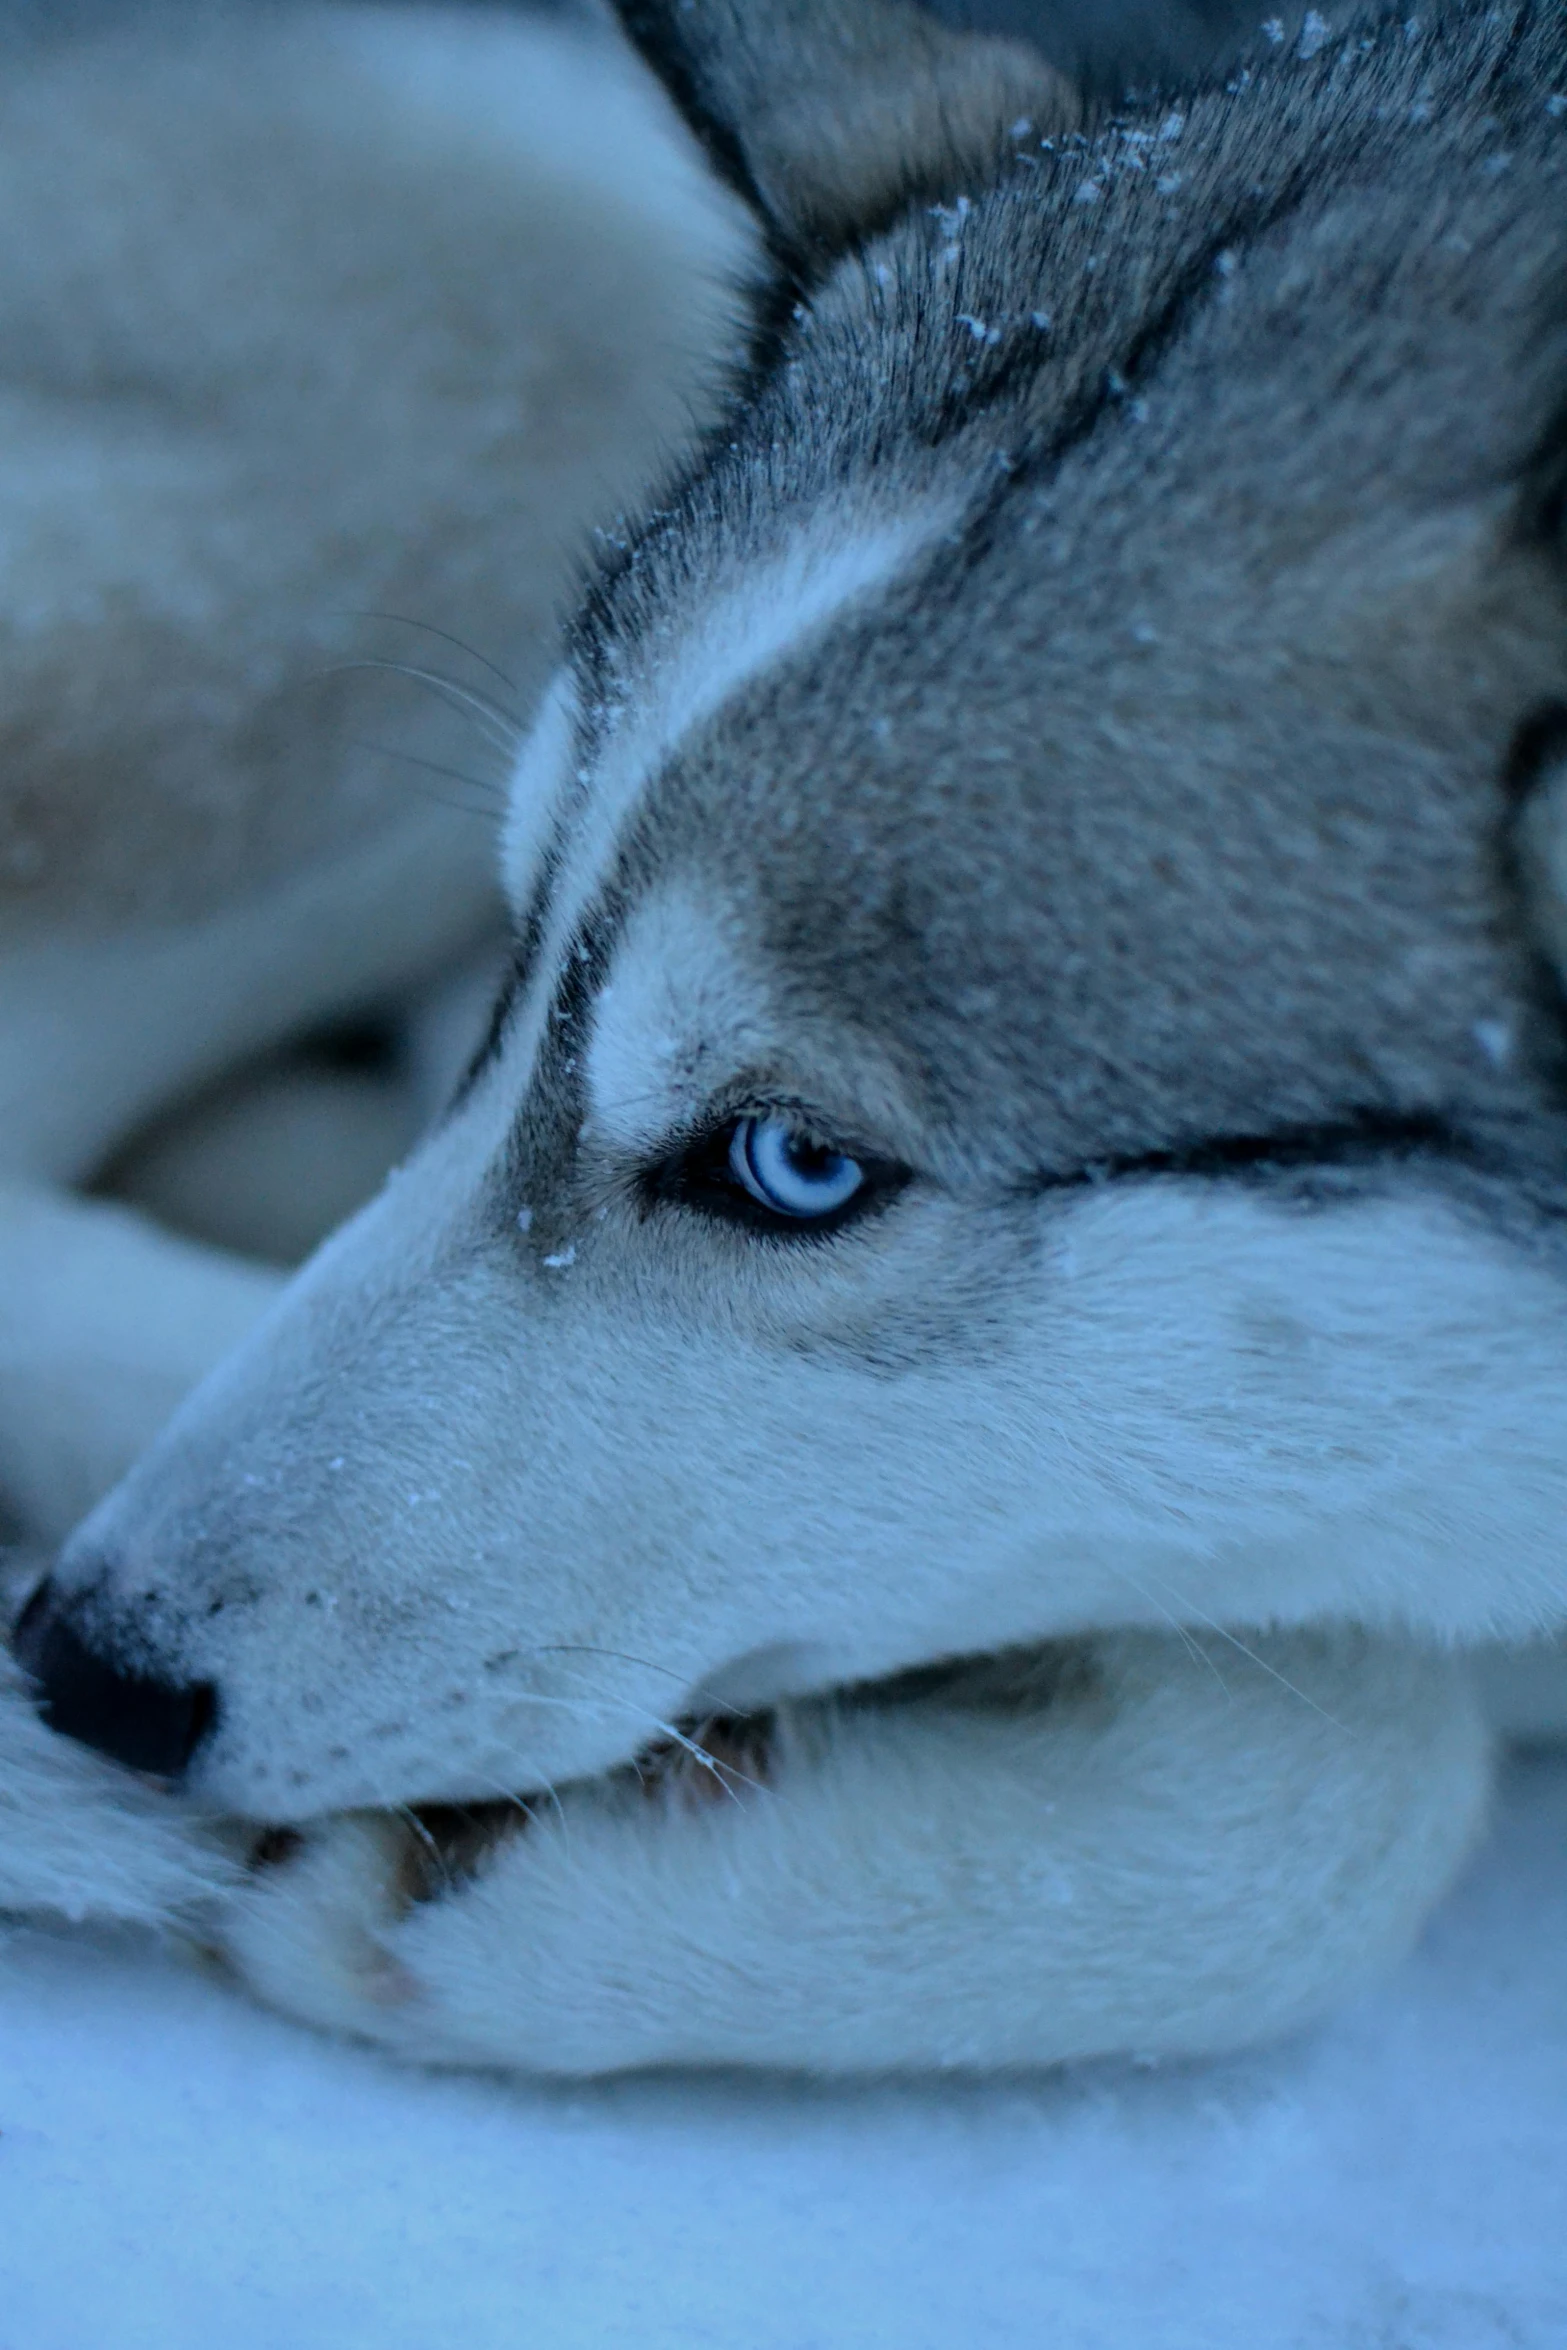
2 1755 1564 2350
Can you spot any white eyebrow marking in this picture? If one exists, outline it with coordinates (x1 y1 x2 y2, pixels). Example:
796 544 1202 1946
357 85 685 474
527 499 954 980
586 884 772 1150
501 667 578 915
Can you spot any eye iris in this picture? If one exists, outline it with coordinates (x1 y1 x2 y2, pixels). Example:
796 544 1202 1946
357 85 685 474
729 1116 864 1218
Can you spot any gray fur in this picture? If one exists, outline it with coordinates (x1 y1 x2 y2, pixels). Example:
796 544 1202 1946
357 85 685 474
611 0 1078 265
18 0 1567 1844
557 0 1567 1215
585 0 1354 269
7 0 1565 2081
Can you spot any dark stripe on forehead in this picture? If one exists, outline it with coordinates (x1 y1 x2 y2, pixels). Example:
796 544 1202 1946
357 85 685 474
448 681 612 1117
495 818 655 1216
570 160 1293 683
447 950 527 1114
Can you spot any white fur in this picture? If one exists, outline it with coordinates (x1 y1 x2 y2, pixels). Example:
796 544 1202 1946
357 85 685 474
502 668 580 915
516 505 957 966
0 0 756 1545
0 807 490 1188
586 885 790 1150
0 1185 282 1543
3 3 1559 2092
0 1654 235 1926
45 890 1567 1826
225 1630 1489 2074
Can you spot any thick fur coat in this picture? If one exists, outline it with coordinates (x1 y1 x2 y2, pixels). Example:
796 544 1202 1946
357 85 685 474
3 0 1565 2074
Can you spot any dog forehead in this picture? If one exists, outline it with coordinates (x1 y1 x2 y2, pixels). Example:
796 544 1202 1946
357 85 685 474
496 495 968 1163
518 5 1567 1188
500 489 967 1050
606 424 1563 1191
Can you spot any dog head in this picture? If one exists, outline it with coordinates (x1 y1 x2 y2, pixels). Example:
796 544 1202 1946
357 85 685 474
25 0 1567 1815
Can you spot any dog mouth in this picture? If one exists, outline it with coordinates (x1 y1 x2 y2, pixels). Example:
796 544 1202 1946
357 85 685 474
240 1642 1093 1899
245 1707 778 1904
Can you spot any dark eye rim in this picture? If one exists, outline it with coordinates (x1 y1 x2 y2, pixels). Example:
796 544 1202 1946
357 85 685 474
642 1110 912 1240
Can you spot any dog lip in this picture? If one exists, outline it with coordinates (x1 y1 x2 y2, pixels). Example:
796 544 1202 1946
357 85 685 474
684 1637 834 1713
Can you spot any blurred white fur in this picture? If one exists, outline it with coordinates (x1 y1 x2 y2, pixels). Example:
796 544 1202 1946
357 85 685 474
0 1 757 1543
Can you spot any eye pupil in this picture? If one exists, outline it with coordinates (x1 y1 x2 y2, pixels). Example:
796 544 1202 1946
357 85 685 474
729 1115 866 1220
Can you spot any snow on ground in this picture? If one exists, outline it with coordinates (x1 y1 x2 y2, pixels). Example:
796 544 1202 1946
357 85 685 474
2 1754 1563 2350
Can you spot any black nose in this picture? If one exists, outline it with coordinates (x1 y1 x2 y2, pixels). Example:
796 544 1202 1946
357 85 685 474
13 1580 216 1779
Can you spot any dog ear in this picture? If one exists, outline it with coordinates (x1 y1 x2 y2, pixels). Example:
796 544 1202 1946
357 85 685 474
610 0 1076 270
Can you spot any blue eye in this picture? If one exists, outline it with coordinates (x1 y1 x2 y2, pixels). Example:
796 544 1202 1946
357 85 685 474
727 1116 866 1220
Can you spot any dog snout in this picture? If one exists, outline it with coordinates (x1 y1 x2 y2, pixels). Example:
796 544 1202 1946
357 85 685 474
13 1578 216 1779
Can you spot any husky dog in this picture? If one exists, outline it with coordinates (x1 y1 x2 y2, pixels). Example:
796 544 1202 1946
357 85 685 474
7 0 1567 2074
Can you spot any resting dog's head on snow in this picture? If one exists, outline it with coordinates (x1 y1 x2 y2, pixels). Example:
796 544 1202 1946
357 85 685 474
22 0 1567 1819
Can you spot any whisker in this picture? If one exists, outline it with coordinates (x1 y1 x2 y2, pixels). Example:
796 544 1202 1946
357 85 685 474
342 609 522 699
691 1743 770 1802
489 1670 757 1806
1113 1564 1346 1728
396 1802 444 1864
349 736 509 806
480 1682 710 1755
462 1767 568 1848
323 660 523 758
526 1640 760 1712
372 785 500 824
1100 1564 1233 1694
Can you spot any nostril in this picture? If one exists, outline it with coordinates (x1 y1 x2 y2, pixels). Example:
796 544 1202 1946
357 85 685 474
14 1580 217 1779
